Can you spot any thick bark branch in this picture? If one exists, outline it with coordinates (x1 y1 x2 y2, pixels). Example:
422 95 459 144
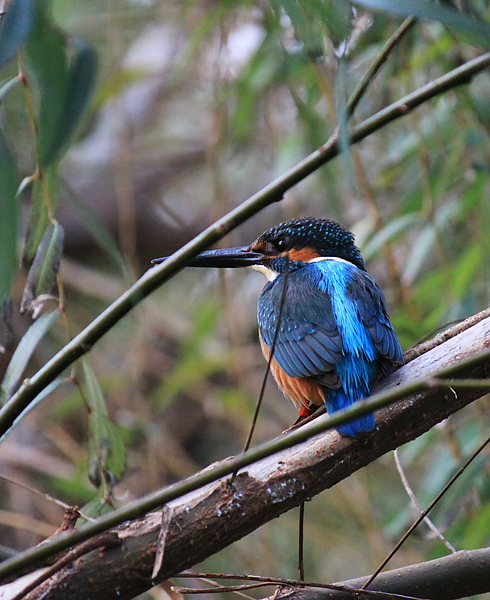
2 316 489 600
266 548 490 600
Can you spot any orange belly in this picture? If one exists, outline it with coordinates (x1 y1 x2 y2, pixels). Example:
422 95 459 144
259 335 324 417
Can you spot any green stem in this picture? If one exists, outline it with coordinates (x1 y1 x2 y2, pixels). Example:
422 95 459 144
347 17 416 116
1 51 490 439
0 340 489 581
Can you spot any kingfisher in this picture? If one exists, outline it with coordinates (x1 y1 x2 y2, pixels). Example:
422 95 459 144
153 217 403 437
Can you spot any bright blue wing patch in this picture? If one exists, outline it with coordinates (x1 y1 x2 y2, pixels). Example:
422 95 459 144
258 261 402 384
258 265 343 380
258 260 402 436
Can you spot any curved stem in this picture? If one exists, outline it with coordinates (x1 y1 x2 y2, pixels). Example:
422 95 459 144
1 50 490 439
0 333 489 581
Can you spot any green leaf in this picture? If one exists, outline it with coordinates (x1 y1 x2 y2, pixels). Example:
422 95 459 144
336 58 356 190
21 164 59 267
0 76 21 104
0 377 68 443
63 178 127 276
0 133 19 304
0 0 36 70
52 40 97 163
82 361 126 487
22 5 97 167
155 301 222 402
278 0 325 57
77 498 114 521
22 2 68 167
0 308 60 403
353 0 490 49
276 0 352 55
362 213 421 260
21 221 64 316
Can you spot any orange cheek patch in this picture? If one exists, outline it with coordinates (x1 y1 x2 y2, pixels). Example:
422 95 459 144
287 247 320 262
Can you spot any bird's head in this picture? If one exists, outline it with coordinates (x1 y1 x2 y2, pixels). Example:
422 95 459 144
152 217 365 276
249 217 365 274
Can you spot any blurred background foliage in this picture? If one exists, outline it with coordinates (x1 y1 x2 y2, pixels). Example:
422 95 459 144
0 0 490 598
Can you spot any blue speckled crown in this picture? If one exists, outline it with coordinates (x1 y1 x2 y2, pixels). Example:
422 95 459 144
255 217 365 270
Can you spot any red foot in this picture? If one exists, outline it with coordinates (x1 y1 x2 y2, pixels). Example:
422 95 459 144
282 405 326 434
298 405 314 418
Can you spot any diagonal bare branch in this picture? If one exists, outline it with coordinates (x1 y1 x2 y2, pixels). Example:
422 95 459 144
264 547 490 600
1 50 490 441
1 315 489 599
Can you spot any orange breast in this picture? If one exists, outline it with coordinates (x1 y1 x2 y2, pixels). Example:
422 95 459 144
259 334 324 416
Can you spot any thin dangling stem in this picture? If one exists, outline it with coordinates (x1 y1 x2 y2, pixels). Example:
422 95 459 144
298 501 306 582
231 258 291 481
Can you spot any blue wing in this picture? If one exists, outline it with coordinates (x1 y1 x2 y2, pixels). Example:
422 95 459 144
258 265 343 387
257 261 402 388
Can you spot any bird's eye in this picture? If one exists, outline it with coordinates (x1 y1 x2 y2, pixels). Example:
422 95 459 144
275 239 287 251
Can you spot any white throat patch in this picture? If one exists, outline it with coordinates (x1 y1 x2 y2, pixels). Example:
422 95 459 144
251 264 278 281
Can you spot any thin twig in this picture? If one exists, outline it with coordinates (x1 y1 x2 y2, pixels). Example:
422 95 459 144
403 306 490 364
347 17 416 115
1 334 489 582
393 449 456 553
176 575 256 600
363 433 490 589
234 260 290 472
1 50 490 440
174 571 424 600
298 502 305 582
0 473 96 522
174 582 273 594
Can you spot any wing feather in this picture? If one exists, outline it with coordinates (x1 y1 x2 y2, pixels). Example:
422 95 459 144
258 267 343 382
258 262 402 388
345 270 403 369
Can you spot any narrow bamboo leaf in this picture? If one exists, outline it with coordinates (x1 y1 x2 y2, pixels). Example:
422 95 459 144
20 222 64 315
78 498 114 521
34 222 64 296
353 0 490 49
336 58 356 189
0 300 14 353
0 378 68 442
277 0 352 50
40 40 97 167
21 164 59 267
0 76 21 106
404 201 459 283
362 213 421 260
279 0 324 56
82 361 126 487
22 3 69 167
0 133 19 304
0 0 36 70
22 4 97 167
451 243 482 298
0 309 60 403
89 415 126 485
63 187 127 275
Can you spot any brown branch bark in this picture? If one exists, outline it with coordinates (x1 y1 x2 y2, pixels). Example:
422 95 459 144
265 548 490 600
2 316 489 600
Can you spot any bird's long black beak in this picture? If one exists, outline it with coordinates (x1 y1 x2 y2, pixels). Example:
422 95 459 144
152 246 266 268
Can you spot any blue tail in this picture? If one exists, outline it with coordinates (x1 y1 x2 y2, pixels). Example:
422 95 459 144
324 388 375 437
